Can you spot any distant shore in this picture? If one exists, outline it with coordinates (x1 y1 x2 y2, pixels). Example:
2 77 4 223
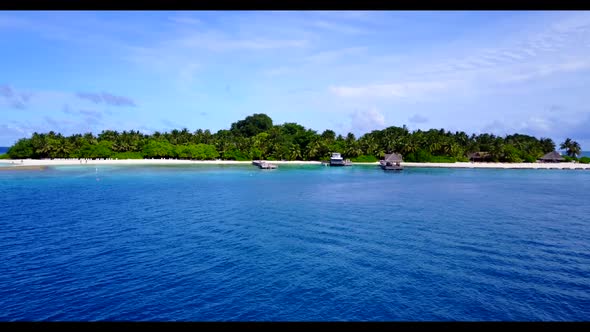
1 158 589 170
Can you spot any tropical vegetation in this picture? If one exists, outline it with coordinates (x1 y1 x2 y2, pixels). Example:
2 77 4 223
560 138 582 158
3 113 583 163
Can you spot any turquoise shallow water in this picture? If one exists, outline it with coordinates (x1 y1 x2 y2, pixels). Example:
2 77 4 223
0 164 589 321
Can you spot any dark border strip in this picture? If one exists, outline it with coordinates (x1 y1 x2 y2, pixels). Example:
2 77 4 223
3 0 590 10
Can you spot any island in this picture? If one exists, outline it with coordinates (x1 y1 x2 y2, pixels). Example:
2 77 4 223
1 113 588 169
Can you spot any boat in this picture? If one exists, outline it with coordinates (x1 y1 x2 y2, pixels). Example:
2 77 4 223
329 152 352 166
259 162 277 169
252 160 278 169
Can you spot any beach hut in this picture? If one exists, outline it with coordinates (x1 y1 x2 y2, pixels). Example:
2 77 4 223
539 151 565 163
468 152 491 162
380 153 403 170
383 153 403 163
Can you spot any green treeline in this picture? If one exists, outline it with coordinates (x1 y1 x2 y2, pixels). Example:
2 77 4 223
3 113 586 163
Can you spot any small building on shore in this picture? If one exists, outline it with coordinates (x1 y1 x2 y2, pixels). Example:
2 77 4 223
538 151 565 163
468 152 491 162
380 153 403 170
383 153 403 163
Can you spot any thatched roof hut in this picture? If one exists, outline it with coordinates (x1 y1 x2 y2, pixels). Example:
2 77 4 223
384 153 403 163
539 151 565 163
468 152 491 162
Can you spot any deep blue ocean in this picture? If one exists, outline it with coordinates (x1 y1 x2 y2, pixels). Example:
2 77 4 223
0 164 589 321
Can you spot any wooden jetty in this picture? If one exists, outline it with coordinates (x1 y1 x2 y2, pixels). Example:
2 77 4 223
252 160 278 169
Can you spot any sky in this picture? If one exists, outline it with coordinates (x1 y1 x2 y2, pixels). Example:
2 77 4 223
1 11 590 148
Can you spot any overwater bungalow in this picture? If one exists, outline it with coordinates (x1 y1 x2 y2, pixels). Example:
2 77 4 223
380 153 403 171
468 152 491 162
538 151 565 163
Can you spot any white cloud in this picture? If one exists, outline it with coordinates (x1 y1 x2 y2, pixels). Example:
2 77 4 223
480 112 590 145
125 29 309 87
411 13 590 84
350 108 386 133
500 51 526 60
0 124 28 140
520 116 552 133
330 81 452 99
551 14 590 32
501 59 590 83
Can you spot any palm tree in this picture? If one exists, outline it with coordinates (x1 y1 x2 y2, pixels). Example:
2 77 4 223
179 128 192 144
382 134 397 153
560 138 582 158
288 144 301 161
194 129 204 144
167 129 180 145
402 139 418 155
251 133 270 159
98 130 119 142
305 139 322 160
216 138 231 159
489 139 505 162
344 141 362 159
113 140 130 152
37 142 54 158
55 139 73 158
359 136 378 156
428 141 442 154
449 143 461 157
39 138 61 159
441 142 452 155
83 132 98 145
202 130 213 144
345 132 356 143
539 137 556 154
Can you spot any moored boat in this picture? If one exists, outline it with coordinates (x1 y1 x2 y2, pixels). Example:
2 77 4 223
253 160 277 169
329 152 352 166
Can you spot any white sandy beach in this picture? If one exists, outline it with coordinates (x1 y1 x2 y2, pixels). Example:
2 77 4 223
0 158 589 169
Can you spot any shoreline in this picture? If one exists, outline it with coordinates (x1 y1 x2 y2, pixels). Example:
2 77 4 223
0 158 589 170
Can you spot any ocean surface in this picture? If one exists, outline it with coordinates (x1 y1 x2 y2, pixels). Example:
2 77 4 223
0 164 589 321
0 147 9 154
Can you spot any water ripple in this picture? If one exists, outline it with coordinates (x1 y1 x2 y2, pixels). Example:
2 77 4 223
1 165 589 321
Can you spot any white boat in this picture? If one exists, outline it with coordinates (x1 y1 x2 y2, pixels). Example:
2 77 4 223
329 152 352 166
252 160 277 169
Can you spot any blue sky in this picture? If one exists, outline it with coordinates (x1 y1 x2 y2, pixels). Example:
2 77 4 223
1 11 590 148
